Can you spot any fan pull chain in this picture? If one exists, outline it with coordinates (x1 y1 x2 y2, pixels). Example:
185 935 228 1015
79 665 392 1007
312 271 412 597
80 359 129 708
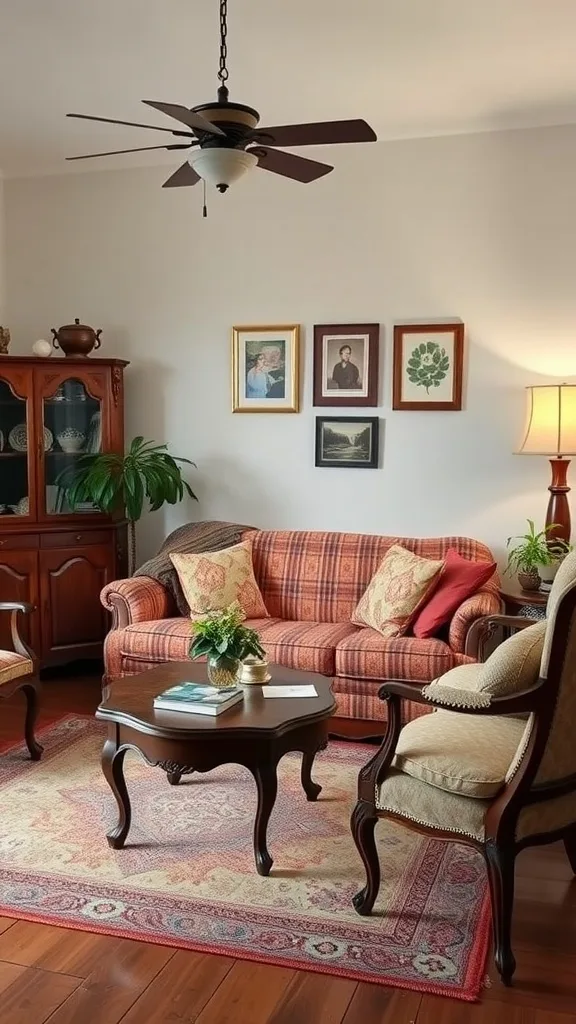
202 178 208 218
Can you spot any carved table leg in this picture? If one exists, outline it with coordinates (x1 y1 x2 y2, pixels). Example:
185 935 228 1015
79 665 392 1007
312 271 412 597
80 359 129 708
250 762 278 876
22 683 43 761
167 771 182 786
101 738 131 849
301 750 322 801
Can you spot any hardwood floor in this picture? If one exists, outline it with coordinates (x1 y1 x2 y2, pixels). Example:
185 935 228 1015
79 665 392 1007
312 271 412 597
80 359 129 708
0 666 574 1023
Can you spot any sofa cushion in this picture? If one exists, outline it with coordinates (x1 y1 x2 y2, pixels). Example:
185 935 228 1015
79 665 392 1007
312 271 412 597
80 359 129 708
170 541 268 620
116 616 356 677
335 628 465 683
352 545 444 638
248 619 359 675
250 529 497 623
392 711 527 798
377 769 488 841
412 548 497 638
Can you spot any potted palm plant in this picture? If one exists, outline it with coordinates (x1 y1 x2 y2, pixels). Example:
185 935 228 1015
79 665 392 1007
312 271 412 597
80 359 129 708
59 436 196 575
189 605 266 687
506 519 570 591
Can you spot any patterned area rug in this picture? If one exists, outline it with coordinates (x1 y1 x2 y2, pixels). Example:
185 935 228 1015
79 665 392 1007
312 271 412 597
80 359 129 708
0 717 490 1000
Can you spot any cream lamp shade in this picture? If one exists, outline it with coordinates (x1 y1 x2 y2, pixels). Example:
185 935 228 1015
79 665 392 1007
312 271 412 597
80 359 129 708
518 384 576 456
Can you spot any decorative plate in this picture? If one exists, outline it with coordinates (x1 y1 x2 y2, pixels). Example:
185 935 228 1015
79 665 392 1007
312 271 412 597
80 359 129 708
8 423 27 452
7 424 53 452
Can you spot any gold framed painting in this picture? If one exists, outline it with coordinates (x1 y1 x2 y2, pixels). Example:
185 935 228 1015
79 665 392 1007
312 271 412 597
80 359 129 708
232 324 300 413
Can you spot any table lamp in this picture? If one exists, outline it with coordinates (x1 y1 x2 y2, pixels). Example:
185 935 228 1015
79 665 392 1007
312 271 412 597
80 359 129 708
517 384 576 542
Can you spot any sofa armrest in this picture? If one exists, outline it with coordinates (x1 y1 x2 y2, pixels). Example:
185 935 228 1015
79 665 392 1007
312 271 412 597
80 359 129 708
100 576 176 629
448 588 503 654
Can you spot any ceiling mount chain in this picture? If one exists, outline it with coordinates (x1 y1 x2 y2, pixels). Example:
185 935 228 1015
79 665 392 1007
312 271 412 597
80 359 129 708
218 0 229 83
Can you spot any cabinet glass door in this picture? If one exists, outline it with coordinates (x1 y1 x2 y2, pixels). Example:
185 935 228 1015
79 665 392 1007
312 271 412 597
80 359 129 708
0 377 32 519
43 378 102 515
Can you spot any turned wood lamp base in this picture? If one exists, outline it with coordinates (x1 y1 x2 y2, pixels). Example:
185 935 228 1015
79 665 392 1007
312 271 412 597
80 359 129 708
546 458 571 544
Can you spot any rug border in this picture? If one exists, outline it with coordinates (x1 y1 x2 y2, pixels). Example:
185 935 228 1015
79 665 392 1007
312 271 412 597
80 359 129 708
0 713 491 1001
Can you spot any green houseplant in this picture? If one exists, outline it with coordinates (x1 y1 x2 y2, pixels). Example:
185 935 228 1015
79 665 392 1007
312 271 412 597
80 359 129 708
506 519 570 591
189 605 266 687
59 436 196 575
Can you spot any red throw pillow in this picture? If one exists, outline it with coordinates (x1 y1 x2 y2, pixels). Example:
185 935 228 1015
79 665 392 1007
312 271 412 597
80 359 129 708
412 549 496 639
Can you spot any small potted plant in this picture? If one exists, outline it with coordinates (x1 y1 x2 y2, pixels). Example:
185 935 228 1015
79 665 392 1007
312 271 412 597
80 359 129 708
506 519 571 591
189 604 266 688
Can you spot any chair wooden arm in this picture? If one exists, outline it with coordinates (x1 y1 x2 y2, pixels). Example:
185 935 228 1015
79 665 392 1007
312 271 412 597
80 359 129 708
0 602 36 662
379 678 545 716
356 693 403 802
465 613 537 660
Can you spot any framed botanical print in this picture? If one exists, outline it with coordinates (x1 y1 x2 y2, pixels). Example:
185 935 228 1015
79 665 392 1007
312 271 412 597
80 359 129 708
313 323 379 407
315 416 379 468
232 324 300 413
393 322 464 411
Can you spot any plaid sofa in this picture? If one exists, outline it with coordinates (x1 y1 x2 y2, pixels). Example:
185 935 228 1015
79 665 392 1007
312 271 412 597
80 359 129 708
101 529 500 729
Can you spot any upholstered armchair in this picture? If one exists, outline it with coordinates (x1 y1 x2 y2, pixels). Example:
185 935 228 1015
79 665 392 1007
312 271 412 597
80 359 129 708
351 551 576 985
0 603 42 761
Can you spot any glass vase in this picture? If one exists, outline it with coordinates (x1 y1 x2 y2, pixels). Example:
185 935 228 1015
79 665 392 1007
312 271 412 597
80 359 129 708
207 654 240 688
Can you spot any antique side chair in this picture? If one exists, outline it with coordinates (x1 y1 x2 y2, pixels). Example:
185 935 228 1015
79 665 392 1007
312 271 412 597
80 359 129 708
0 602 42 761
351 551 576 985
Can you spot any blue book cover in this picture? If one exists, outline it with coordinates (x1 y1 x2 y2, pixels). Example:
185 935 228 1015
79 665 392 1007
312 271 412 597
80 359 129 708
154 682 242 707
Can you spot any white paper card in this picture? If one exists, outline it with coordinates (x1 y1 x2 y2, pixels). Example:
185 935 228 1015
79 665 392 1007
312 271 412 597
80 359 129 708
262 685 318 698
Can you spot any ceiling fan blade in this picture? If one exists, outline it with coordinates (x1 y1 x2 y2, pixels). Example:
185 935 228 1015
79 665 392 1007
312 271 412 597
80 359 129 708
143 101 224 137
66 143 193 162
162 162 201 188
255 119 377 148
66 113 193 138
254 147 332 183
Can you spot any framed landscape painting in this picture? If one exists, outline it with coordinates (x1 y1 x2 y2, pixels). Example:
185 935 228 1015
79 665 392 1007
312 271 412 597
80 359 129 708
232 324 300 412
393 322 464 411
313 323 379 407
315 416 379 468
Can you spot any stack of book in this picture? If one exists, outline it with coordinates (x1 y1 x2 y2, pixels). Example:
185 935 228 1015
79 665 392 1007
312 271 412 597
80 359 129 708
153 682 244 716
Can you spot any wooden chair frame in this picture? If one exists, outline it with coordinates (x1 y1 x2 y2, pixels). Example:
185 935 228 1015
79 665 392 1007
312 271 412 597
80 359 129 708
350 591 576 986
0 602 42 761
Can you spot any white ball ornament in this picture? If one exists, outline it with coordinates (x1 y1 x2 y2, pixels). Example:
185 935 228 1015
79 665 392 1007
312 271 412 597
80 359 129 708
32 338 53 357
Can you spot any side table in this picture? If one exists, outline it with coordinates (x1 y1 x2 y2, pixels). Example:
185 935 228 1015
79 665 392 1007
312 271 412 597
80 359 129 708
499 584 548 621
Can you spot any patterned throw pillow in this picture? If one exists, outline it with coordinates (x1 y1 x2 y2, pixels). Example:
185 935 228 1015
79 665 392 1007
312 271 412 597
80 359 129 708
352 544 445 638
169 541 269 620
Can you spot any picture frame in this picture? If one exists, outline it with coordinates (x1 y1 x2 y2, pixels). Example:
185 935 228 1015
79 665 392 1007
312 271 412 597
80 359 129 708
315 416 379 468
232 324 300 413
313 323 379 407
392 322 464 411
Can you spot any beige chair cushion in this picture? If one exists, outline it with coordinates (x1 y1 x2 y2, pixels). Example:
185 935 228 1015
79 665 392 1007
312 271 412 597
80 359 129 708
170 541 268 620
392 710 527 798
541 550 576 676
0 651 33 686
423 620 546 709
352 544 444 639
377 768 488 841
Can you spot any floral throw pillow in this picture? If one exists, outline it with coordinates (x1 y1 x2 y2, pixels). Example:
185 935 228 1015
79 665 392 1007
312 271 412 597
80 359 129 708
169 542 269 620
352 544 445 638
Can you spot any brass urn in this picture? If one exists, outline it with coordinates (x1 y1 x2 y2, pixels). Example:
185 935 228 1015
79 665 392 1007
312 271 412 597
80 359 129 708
51 318 102 357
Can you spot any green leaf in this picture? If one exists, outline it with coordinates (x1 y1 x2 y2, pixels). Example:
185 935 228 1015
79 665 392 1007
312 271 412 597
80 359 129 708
419 343 426 353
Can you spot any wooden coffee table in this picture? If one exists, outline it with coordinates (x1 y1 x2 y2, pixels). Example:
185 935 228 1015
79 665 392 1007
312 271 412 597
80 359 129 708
96 662 336 876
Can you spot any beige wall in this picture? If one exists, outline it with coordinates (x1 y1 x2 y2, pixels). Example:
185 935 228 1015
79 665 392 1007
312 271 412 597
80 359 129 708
4 124 576 561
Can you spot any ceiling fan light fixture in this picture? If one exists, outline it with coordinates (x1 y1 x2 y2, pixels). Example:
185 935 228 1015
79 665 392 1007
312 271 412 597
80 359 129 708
189 147 258 192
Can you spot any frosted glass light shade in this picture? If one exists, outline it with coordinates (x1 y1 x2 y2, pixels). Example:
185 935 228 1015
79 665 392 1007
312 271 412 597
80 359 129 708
190 148 257 189
518 384 576 456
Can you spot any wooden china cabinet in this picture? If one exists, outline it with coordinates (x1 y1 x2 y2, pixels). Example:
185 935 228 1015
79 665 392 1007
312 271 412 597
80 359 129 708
0 357 129 667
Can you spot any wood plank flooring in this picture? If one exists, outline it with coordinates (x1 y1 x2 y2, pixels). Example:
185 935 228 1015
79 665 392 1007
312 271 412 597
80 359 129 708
0 667 574 1023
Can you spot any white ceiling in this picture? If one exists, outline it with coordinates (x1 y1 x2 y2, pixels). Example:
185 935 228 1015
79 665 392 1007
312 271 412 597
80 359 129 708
2 0 576 177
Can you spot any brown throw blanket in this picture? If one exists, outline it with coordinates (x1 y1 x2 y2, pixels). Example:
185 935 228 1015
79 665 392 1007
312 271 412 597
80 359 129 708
134 520 255 616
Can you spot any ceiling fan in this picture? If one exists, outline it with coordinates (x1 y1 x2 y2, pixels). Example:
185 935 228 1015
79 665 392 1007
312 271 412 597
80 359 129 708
66 0 377 202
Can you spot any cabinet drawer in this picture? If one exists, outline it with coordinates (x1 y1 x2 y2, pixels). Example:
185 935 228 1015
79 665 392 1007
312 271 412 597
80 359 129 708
40 530 112 549
0 533 39 550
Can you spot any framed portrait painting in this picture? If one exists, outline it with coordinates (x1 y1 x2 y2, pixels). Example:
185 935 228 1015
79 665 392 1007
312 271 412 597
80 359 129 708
232 324 300 413
313 323 379 407
393 322 464 411
315 416 379 468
